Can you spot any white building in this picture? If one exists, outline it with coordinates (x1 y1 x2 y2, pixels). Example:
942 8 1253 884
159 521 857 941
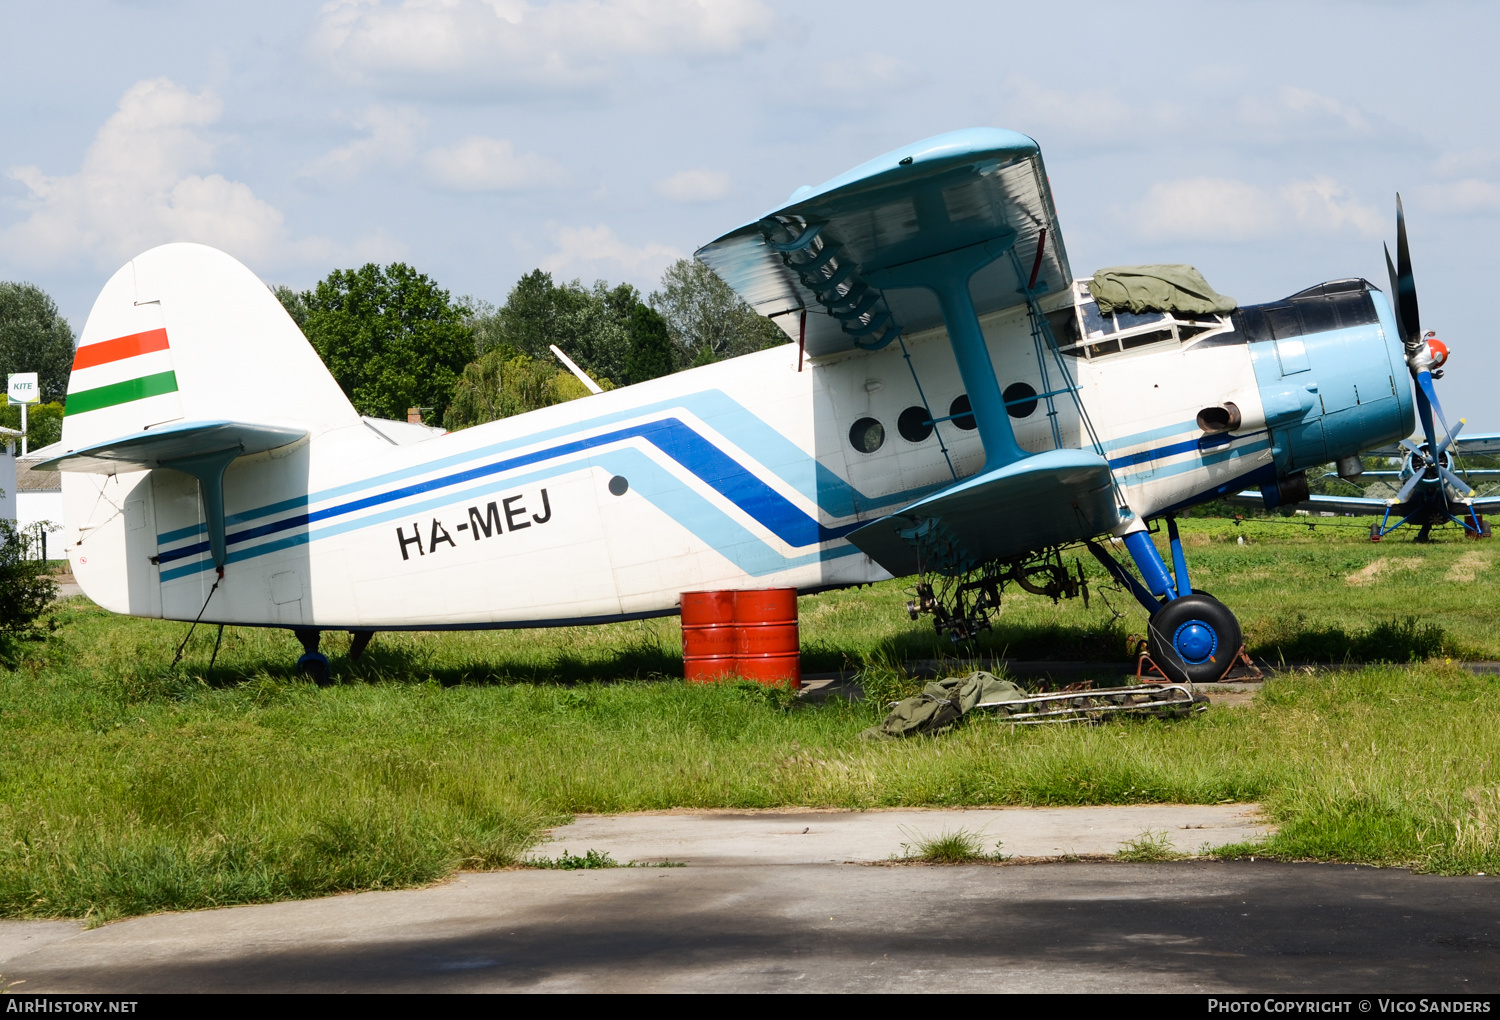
16 457 63 559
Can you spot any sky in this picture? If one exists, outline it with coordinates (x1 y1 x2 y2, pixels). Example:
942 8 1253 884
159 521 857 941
4 0 1500 421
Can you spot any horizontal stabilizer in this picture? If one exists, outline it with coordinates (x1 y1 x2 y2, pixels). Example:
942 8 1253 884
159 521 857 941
40 419 307 572
37 419 306 474
846 449 1119 578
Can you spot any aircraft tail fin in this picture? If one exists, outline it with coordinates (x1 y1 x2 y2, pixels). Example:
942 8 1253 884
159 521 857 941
60 243 357 453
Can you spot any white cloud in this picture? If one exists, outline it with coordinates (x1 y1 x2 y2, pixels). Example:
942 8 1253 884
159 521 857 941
995 74 1164 143
0 78 349 272
302 105 425 182
1134 175 1383 242
653 168 730 204
996 77 1377 150
423 136 563 191
1281 176 1384 236
1236 86 1372 139
1414 178 1500 215
312 0 776 97
540 223 680 283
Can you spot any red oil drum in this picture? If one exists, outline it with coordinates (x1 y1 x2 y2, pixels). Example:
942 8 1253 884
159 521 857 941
732 588 800 687
681 590 738 683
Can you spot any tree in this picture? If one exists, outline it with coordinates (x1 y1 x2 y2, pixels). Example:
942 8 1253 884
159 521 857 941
293 264 474 423
443 345 602 431
0 282 75 404
470 271 636 385
649 258 786 364
0 401 63 450
623 304 675 384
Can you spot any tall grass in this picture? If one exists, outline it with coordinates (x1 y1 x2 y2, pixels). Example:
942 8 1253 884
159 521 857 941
4 519 1500 920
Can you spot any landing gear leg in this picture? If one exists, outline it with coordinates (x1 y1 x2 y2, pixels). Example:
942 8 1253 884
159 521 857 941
294 627 331 686
348 630 374 661
1115 517 1245 684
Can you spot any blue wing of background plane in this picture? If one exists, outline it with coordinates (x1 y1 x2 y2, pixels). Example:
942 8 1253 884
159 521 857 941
1365 430 1500 457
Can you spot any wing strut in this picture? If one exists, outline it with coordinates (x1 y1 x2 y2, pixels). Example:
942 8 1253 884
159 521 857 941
867 234 1026 471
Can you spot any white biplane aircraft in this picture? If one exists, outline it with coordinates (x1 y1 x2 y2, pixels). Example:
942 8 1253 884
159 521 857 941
40 128 1472 683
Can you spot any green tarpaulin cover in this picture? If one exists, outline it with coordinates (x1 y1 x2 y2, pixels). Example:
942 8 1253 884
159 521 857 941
862 671 1028 740
1089 264 1236 317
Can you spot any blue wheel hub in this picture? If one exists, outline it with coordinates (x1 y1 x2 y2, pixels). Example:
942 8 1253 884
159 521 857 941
1172 620 1218 665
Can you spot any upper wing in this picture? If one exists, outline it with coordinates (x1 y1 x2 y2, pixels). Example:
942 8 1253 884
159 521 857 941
695 127 1070 356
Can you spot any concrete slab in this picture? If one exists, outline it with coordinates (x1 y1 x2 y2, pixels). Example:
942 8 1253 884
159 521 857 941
530 804 1270 866
3 862 1497 993
0 920 83 969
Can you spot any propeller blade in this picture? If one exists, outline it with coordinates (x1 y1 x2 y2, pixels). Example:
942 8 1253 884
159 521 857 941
1399 438 1422 456
1412 376 1442 476
1384 243 1411 348
1395 469 1425 504
1439 418 1467 455
1416 370 1454 443
1394 193 1422 351
1439 465 1476 497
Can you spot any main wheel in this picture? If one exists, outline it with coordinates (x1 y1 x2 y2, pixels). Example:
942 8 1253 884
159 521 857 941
298 651 332 686
1146 593 1242 684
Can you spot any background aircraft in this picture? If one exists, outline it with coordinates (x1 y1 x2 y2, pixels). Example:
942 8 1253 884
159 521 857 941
39 128 1434 684
1229 200 1500 542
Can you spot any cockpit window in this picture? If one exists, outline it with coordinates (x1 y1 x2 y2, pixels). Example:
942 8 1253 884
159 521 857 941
1079 298 1112 337
1114 309 1167 331
1059 280 1226 360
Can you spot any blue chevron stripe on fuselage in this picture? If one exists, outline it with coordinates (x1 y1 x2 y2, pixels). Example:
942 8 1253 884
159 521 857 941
156 390 946 545
156 416 875 570
159 446 868 582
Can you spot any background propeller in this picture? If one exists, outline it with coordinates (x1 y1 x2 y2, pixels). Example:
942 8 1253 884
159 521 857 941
1384 194 1449 493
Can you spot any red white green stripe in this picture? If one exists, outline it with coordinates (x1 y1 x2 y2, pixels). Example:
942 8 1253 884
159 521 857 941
65 328 179 415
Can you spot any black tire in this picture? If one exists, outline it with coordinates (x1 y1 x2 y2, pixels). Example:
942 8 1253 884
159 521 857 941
1147 593 1242 684
298 651 332 686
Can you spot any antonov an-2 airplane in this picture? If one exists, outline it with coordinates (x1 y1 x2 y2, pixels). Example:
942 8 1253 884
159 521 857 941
40 128 1452 683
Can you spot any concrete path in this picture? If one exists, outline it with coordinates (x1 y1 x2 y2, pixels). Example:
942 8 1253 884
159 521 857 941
3 861 1497 993
531 804 1269 865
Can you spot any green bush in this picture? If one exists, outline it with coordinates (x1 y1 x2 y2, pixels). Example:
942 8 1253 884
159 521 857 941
0 519 54 644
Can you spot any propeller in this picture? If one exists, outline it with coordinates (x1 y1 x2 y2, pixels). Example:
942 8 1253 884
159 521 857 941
1384 194 1453 473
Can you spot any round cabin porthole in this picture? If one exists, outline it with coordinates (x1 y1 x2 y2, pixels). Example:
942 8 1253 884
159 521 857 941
897 406 933 443
949 394 977 431
1003 381 1038 418
848 417 886 453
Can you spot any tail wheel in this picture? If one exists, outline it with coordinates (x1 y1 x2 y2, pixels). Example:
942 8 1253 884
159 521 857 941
1147 593 1242 684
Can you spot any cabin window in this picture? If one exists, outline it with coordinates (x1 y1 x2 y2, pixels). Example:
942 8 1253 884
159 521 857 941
1003 382 1038 418
897 406 933 442
849 417 886 453
949 395 978 430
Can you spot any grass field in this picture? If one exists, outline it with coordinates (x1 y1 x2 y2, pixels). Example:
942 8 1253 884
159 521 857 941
2 518 1499 922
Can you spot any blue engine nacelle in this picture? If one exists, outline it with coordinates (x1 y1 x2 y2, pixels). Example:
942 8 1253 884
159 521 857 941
1246 279 1414 488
